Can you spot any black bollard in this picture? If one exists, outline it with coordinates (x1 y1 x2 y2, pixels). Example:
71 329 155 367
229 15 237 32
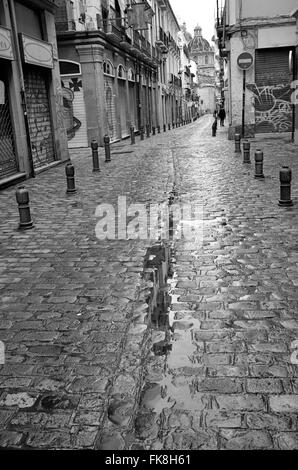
15 186 34 230
235 133 241 153
140 126 144 141
279 167 293 207
168 123 171 131
163 124 166 133
65 162 76 194
172 122 175 129
212 119 217 137
255 150 264 178
104 135 111 162
152 126 156 136
91 140 100 172
157 125 161 134
243 141 251 164
130 125 135 145
146 124 150 138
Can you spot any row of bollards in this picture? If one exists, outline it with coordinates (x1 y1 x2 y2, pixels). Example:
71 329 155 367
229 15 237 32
129 119 192 145
15 117 195 229
234 133 293 206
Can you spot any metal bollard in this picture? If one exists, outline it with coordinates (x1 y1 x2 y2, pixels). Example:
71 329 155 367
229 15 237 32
243 140 251 164
172 122 175 129
65 162 76 194
255 150 264 178
163 124 166 132
130 125 135 145
104 135 111 162
15 186 34 230
152 126 156 136
91 139 100 172
168 123 171 131
157 125 161 134
279 166 293 207
235 133 241 153
140 125 144 140
212 120 217 137
146 124 150 138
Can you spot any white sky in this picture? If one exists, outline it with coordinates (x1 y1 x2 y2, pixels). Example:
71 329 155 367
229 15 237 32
169 0 217 44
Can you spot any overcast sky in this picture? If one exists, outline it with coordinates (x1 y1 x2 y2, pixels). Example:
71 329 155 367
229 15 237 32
169 0 217 44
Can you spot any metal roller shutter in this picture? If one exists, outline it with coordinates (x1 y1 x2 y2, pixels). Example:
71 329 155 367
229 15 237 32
129 82 138 130
0 66 18 179
253 48 293 134
104 75 117 143
24 65 55 168
61 76 88 148
118 80 129 138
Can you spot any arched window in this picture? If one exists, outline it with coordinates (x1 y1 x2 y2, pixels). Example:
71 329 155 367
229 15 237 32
59 60 81 76
103 60 114 76
127 68 135 82
117 64 126 79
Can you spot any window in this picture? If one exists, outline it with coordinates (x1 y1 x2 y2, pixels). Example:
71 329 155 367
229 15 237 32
15 1 43 40
127 68 135 82
59 60 81 76
103 60 114 76
0 2 5 26
117 64 125 79
205 55 208 65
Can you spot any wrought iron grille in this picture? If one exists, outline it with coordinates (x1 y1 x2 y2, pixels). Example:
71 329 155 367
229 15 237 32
0 78 18 179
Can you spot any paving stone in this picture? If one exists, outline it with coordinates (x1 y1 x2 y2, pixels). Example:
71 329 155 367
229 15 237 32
274 432 298 450
246 379 284 394
269 395 298 413
220 429 273 450
246 413 293 430
214 394 265 411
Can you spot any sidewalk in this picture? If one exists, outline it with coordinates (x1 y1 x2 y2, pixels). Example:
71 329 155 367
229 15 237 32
0 115 298 449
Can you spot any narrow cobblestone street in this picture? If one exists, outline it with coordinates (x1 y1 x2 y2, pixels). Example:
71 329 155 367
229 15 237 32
1 114 298 450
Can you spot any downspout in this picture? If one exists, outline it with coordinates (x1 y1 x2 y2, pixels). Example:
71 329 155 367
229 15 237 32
8 0 35 178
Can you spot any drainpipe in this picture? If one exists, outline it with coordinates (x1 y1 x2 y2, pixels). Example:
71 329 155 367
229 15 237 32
8 0 35 178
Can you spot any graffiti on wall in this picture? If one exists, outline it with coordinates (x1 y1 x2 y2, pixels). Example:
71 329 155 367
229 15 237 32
105 85 115 136
246 83 292 133
61 78 82 141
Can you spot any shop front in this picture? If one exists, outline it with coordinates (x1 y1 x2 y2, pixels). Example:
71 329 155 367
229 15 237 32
0 26 18 180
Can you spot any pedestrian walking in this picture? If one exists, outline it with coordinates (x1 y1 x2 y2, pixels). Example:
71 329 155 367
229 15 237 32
218 107 226 127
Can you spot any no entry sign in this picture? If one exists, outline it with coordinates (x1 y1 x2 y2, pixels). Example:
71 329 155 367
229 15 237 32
237 52 254 70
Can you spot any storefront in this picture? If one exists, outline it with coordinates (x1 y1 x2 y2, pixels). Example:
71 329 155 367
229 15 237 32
60 60 88 149
104 60 118 143
0 26 18 179
253 47 294 134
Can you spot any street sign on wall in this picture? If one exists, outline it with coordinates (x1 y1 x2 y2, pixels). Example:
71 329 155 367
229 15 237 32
237 52 254 70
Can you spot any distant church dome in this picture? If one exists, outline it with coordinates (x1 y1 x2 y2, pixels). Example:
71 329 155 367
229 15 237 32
188 25 213 53
180 22 193 44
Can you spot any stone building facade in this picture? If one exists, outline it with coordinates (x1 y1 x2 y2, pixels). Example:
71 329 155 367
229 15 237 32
188 25 216 114
0 0 69 188
55 0 188 148
217 0 297 140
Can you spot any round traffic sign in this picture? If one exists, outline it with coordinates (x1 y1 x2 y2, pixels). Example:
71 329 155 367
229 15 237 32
237 52 254 70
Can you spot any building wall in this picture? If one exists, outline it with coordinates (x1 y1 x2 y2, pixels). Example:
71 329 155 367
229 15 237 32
223 0 296 139
0 0 68 185
241 0 298 19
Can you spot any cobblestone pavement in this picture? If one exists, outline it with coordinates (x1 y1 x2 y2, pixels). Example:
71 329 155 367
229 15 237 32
0 115 298 449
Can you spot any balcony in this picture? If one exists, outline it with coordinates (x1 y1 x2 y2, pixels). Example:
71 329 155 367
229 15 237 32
168 73 182 88
156 27 168 52
156 0 167 9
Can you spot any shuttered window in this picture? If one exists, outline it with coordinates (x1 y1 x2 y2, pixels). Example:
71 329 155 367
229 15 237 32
254 48 293 133
104 75 118 142
24 66 55 168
